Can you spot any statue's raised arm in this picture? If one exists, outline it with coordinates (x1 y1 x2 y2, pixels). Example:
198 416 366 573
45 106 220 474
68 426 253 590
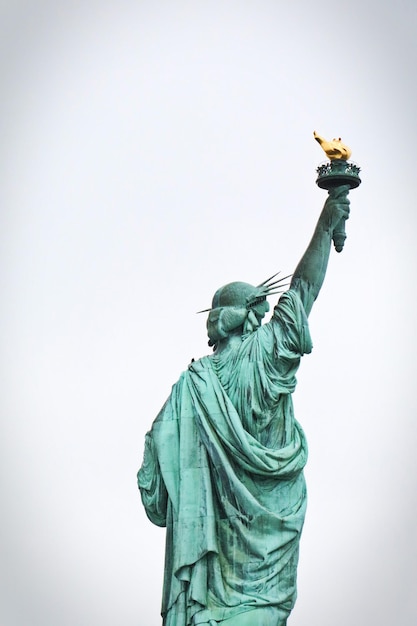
290 185 350 317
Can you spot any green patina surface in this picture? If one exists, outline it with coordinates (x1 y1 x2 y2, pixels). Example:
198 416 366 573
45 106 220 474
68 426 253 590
138 185 352 626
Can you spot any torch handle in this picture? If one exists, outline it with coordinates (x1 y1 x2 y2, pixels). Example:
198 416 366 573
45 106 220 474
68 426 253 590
328 184 350 253
332 217 347 253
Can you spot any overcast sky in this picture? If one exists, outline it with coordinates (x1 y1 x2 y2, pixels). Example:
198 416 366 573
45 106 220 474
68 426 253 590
1 1 416 625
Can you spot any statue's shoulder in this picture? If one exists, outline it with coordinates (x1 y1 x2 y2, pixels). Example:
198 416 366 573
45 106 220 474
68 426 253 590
271 289 309 324
272 288 299 312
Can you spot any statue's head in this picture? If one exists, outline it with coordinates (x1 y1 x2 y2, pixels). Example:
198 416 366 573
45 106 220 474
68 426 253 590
202 273 290 350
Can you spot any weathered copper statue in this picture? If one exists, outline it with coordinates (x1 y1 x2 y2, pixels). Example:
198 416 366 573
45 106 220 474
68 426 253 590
138 139 359 625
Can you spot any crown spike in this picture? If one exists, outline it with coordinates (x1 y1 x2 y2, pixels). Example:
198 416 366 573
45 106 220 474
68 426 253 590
257 272 281 288
261 289 287 297
261 275 293 291
257 272 293 289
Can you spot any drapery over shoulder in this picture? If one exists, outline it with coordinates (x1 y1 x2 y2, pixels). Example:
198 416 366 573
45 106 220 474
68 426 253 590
138 289 312 626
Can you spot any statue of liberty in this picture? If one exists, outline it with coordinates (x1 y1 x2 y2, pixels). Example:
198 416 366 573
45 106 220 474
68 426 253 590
138 181 351 626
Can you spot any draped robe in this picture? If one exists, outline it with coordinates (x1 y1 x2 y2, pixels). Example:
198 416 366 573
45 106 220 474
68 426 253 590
138 290 312 625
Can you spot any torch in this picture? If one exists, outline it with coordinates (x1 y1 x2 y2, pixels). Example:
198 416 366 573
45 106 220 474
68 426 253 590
314 131 361 252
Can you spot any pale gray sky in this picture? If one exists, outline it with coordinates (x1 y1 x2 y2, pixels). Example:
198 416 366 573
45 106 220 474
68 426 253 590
1 2 416 625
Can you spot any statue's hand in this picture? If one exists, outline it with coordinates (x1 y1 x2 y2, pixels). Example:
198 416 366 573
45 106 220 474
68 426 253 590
322 184 350 231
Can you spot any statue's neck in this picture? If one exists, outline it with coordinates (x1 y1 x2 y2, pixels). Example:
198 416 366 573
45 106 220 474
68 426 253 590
214 332 243 356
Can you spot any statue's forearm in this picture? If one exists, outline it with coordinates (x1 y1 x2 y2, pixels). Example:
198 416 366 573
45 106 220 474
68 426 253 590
290 187 350 316
291 222 332 316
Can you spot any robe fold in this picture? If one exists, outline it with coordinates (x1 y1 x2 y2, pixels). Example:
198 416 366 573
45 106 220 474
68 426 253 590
138 289 312 625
